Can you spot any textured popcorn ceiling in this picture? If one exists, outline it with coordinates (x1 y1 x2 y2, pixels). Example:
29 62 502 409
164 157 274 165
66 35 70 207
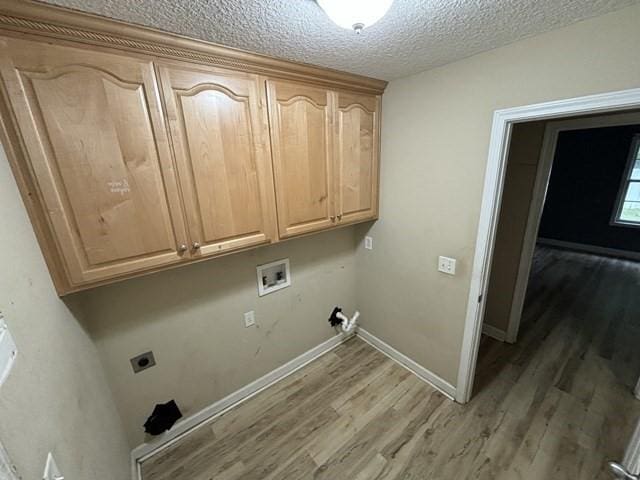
40 0 639 80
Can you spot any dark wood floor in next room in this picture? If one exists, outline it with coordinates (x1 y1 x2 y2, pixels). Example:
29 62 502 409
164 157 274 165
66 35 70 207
141 246 640 480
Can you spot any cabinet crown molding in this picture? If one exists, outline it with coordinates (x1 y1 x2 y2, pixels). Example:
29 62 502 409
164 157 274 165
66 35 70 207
0 0 387 95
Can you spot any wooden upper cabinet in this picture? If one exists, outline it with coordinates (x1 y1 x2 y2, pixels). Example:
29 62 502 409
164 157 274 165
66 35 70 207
266 80 335 238
334 92 380 224
157 63 276 258
0 38 189 289
0 4 386 294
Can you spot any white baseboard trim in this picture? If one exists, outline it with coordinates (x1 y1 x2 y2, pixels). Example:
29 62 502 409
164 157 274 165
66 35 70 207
482 323 507 342
538 238 640 262
130 331 352 478
130 327 459 478
355 328 456 400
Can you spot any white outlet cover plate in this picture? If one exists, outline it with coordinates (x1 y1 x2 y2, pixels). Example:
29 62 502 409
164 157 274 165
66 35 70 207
43 452 63 480
244 311 256 328
438 256 457 275
0 315 17 388
364 236 373 250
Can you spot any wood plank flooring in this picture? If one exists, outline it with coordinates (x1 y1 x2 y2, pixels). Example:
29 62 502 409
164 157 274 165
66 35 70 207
141 246 640 479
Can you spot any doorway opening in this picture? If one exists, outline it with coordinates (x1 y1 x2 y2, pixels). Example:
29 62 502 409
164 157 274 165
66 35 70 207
458 88 640 404
475 111 640 396
483 112 640 348
457 90 640 477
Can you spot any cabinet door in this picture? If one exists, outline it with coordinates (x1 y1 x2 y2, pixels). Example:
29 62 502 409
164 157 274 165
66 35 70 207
158 64 276 258
0 38 189 288
334 92 380 224
266 80 335 238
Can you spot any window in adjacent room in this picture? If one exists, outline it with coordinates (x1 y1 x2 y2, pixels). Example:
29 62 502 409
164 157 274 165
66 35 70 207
612 135 640 227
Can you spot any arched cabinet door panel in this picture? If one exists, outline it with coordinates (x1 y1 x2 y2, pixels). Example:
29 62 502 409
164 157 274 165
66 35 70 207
0 37 189 288
157 63 277 258
266 80 335 238
334 91 381 224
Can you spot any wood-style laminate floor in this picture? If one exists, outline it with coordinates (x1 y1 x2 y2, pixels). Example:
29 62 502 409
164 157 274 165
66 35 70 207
141 247 640 479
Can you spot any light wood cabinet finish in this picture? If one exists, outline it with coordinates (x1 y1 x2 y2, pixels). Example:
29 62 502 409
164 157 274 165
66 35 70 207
0 37 189 287
266 80 335 238
267 83 381 237
158 63 277 258
334 91 380 224
0 1 386 294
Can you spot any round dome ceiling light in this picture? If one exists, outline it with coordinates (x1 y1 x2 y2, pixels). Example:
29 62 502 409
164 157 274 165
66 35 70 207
317 0 394 34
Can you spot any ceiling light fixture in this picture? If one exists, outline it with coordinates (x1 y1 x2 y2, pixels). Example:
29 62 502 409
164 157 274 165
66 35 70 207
317 0 394 34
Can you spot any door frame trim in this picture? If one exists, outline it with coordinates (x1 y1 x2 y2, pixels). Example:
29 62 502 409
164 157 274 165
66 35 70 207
456 87 640 404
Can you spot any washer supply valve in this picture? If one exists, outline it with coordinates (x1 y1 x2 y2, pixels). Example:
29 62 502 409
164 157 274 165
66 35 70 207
328 307 360 333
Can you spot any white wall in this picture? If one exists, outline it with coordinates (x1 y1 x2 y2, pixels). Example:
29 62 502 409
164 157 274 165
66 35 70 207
0 146 130 480
356 3 640 386
81 227 358 447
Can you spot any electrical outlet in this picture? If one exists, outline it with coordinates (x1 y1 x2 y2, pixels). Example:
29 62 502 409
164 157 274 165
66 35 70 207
0 315 17 388
130 351 156 374
43 453 64 480
364 236 373 250
438 256 457 275
244 311 256 328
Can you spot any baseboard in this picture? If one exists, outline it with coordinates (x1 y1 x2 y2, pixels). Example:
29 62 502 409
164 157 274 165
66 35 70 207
130 331 353 478
482 323 507 342
130 327 459 478
538 238 640 262
355 328 456 400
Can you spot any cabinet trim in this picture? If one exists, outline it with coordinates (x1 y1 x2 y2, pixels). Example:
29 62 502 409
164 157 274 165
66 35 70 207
0 0 387 95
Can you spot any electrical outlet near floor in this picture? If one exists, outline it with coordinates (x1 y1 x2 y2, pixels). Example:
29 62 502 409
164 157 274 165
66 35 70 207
244 311 256 328
130 351 156 374
43 453 64 480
